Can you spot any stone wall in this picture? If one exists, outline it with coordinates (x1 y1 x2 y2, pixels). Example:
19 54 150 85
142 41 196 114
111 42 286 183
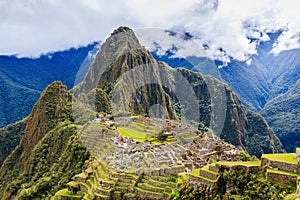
296 178 300 200
216 164 260 174
200 169 219 180
134 189 167 200
189 174 215 185
296 148 300 163
261 158 268 168
262 158 299 173
267 171 297 184
144 165 185 176
209 165 220 173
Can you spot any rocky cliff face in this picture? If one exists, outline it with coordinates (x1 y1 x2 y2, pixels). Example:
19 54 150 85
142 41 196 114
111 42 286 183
74 26 284 157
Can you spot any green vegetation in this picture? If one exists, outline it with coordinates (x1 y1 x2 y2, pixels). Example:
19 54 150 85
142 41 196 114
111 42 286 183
55 189 82 198
262 153 298 164
0 118 27 165
95 88 111 113
218 161 261 167
156 130 168 141
243 110 285 158
176 168 295 200
217 169 295 199
261 79 300 152
0 82 90 199
170 46 300 154
117 127 147 141
0 43 96 128
190 168 200 177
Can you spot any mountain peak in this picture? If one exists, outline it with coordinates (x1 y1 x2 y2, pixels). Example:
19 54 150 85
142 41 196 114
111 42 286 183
79 26 150 92
111 26 133 35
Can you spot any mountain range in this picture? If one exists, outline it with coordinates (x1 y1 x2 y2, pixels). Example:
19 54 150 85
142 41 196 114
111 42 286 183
152 31 300 152
0 42 98 128
1 29 299 154
0 26 288 199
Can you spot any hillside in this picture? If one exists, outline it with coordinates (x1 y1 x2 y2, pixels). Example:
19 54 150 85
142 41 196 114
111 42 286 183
152 32 300 152
74 26 284 157
0 43 98 128
0 81 89 199
261 79 300 152
0 119 27 165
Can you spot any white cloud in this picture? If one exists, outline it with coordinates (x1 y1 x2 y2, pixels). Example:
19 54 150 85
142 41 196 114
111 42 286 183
0 0 300 60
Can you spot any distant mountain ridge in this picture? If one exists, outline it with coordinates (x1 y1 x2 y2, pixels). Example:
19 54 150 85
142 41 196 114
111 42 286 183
0 42 98 127
152 31 300 152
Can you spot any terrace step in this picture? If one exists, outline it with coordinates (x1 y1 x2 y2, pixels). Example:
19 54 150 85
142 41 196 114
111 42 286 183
95 187 112 196
94 192 110 200
200 169 219 180
137 183 165 193
134 187 166 199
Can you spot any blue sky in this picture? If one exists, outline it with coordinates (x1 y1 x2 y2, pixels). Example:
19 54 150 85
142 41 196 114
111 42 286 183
1 0 300 62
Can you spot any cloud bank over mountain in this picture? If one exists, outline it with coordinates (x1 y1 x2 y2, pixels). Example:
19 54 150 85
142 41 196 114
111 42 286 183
1 0 300 61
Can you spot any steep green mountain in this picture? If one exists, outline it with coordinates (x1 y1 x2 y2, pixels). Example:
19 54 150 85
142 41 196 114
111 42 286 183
0 43 98 128
0 81 89 199
75 26 284 157
152 33 300 152
261 79 300 152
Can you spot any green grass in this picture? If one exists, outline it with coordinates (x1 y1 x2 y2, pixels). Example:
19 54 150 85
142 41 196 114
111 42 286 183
284 193 296 200
177 172 189 184
74 172 88 179
130 122 157 135
94 192 110 198
67 181 80 187
98 178 115 185
209 157 217 163
217 161 261 167
190 168 200 176
132 121 147 127
55 188 82 198
262 153 298 164
267 169 300 178
117 127 147 141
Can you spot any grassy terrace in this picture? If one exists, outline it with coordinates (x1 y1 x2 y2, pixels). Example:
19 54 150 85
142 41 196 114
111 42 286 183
190 168 200 176
217 161 261 167
262 153 298 164
117 127 147 141
117 121 176 144
267 169 300 178
189 168 217 182
55 188 82 199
